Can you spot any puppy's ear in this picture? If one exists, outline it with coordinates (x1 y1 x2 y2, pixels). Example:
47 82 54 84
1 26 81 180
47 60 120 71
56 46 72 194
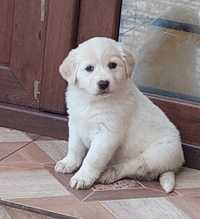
59 49 78 85
118 43 135 79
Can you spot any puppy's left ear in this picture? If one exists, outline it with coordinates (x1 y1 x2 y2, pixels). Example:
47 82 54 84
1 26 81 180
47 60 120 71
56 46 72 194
59 49 78 85
118 43 135 79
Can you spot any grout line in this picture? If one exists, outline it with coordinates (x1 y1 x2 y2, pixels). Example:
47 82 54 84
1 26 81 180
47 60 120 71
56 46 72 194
0 136 41 162
82 191 95 202
0 199 77 219
99 201 118 219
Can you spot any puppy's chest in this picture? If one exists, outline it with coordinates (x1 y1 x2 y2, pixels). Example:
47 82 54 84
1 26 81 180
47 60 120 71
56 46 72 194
70 109 105 147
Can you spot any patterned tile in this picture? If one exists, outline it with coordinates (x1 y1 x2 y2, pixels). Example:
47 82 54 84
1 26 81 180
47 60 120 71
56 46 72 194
93 179 140 191
50 165 170 201
86 179 169 201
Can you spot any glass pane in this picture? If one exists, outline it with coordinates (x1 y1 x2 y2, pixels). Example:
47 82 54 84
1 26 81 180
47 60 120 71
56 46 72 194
119 0 200 103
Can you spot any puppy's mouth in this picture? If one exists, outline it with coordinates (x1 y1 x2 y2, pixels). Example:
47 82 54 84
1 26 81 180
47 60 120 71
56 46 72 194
96 89 111 96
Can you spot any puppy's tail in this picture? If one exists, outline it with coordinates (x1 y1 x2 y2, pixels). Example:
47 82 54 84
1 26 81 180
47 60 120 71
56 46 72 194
159 171 175 193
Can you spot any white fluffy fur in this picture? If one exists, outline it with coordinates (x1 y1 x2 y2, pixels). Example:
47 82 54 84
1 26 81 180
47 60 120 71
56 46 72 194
55 37 184 192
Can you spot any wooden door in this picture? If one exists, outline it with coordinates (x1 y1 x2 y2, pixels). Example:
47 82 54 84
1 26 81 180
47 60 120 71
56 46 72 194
0 0 79 112
39 0 79 114
0 0 45 108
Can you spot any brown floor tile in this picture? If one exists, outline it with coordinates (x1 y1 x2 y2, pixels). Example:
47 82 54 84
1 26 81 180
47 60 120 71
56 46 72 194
1 142 54 165
0 162 47 171
48 166 92 201
87 180 151 201
101 197 191 219
0 142 29 161
8 196 116 219
168 195 200 219
86 187 170 201
4 206 57 219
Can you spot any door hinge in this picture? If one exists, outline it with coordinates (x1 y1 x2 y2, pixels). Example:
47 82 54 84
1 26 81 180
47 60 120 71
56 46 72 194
34 80 40 101
41 0 45 22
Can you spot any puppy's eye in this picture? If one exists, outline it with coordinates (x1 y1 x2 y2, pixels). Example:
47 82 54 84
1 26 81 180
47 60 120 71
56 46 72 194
108 62 117 69
85 65 94 72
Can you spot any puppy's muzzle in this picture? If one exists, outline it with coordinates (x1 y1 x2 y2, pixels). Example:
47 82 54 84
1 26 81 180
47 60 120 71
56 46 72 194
98 80 110 90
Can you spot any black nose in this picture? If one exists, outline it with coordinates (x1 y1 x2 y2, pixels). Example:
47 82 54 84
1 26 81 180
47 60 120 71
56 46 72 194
98 80 110 90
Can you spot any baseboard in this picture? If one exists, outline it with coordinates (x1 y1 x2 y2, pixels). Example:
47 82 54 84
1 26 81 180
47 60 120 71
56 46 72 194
0 103 68 140
183 143 200 170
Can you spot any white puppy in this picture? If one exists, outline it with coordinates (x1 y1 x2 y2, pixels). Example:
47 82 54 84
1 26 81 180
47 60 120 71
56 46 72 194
55 37 184 193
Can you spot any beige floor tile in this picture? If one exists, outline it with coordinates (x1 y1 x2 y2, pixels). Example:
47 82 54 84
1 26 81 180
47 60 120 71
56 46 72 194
176 167 200 189
168 196 200 219
0 169 70 200
101 197 191 219
35 139 67 161
0 127 38 143
0 207 12 219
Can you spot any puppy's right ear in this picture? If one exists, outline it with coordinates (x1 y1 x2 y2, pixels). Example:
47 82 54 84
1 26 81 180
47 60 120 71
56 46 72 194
117 42 135 79
59 49 78 85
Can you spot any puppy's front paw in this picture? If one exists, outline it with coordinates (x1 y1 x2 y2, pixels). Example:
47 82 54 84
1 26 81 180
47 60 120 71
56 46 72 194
70 168 98 190
55 157 80 174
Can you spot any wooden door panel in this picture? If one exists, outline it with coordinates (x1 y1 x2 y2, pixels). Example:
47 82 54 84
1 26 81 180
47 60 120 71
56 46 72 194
0 0 45 108
78 0 122 43
39 0 79 114
0 0 14 64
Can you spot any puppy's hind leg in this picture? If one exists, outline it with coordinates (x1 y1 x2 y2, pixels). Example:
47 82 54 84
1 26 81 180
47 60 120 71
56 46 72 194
98 156 150 184
99 152 177 193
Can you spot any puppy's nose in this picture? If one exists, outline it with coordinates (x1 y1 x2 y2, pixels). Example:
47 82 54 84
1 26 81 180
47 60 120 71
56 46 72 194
98 80 110 90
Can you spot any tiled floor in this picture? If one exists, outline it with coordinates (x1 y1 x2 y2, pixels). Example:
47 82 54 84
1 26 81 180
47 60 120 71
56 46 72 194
0 127 200 219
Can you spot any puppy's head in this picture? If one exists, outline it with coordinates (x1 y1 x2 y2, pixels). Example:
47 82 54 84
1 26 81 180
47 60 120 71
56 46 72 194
59 37 135 96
